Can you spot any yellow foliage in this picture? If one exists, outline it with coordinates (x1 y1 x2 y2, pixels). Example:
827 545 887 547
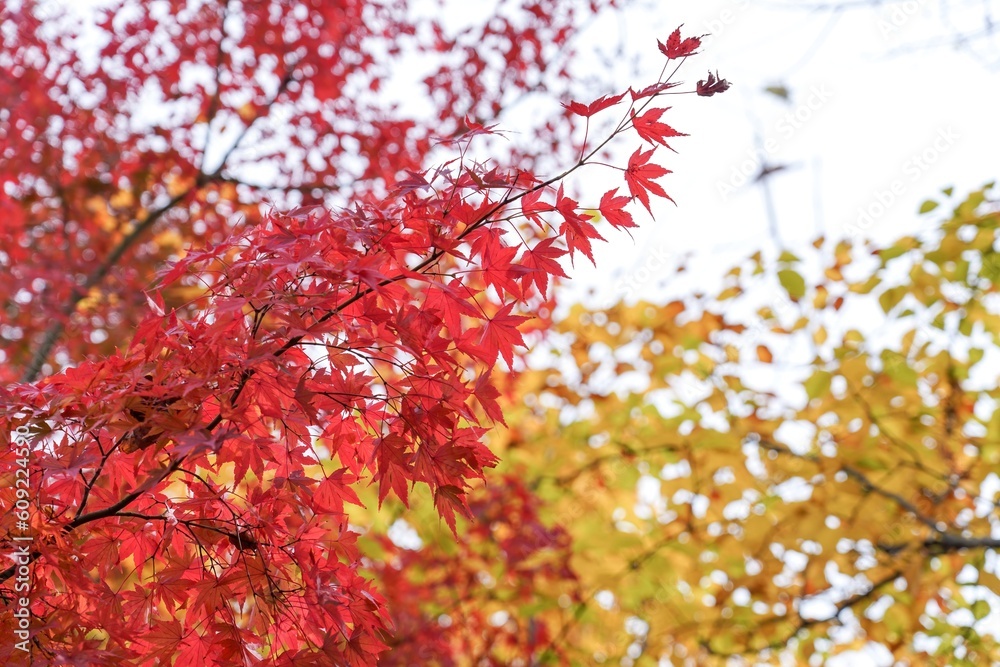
464 185 1000 665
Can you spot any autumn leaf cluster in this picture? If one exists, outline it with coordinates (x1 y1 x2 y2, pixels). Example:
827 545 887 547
0 3 722 665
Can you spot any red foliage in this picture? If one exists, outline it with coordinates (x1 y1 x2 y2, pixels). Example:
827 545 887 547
373 475 580 666
697 70 734 97
657 25 703 60
625 146 674 213
630 107 688 151
0 1 724 663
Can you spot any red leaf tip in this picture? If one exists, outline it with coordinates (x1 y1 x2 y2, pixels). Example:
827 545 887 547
657 25 703 60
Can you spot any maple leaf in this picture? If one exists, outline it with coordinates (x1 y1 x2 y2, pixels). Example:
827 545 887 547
373 434 411 508
314 469 364 514
520 236 569 297
658 25 702 59
175 634 212 666
554 184 603 264
475 302 530 367
434 484 472 537
142 619 184 663
629 81 681 101
344 629 388 667
423 279 483 336
599 188 636 230
561 91 627 118
630 107 687 151
697 70 732 97
446 115 501 141
392 169 432 195
521 187 554 228
473 371 506 425
346 254 392 290
624 146 674 213
470 227 521 299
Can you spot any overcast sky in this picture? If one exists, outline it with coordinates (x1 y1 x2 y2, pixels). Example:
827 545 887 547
538 0 1000 310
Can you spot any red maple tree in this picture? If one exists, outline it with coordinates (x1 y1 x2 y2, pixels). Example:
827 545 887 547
0 2 721 663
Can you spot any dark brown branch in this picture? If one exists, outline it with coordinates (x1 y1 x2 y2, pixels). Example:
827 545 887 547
73 437 118 520
702 569 903 657
0 456 186 584
758 439 943 532
20 188 195 383
20 46 297 384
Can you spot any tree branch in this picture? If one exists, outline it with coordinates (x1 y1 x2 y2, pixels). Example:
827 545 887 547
20 43 298 384
701 569 903 657
20 188 195 383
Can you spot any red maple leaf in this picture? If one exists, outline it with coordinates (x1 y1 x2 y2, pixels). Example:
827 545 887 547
455 115 499 137
373 434 411 507
521 187 554 227
630 107 687 150
474 231 521 299
474 370 506 425
434 484 472 537
174 634 212 666
555 187 604 264
344 629 388 667
658 25 702 59
561 91 627 118
629 81 681 101
423 280 484 338
697 70 732 97
475 302 530 367
520 236 568 297
624 147 674 213
599 188 636 229
314 469 364 514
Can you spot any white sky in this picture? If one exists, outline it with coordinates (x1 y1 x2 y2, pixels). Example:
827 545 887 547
554 0 1000 310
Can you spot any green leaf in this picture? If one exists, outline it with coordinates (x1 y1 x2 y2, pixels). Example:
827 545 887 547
778 250 801 264
855 455 888 471
778 269 806 300
850 275 881 294
878 244 913 262
765 85 789 100
878 286 907 314
919 200 939 214
804 370 832 400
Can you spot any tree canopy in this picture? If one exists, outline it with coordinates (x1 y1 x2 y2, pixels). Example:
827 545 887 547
377 184 1000 665
3 1 997 666
0 1 719 664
